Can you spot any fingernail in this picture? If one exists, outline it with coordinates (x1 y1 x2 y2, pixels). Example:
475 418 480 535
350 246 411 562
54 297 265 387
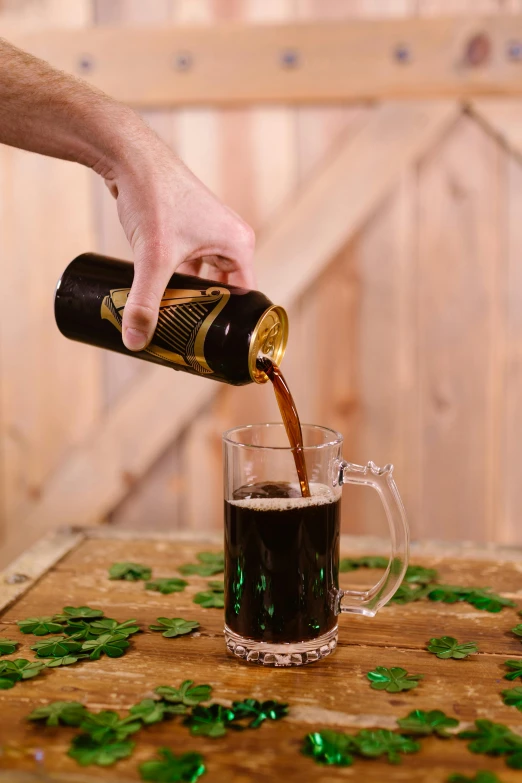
123 327 148 351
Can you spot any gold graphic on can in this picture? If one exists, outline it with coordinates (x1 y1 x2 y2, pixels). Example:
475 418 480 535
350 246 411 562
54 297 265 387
101 286 230 374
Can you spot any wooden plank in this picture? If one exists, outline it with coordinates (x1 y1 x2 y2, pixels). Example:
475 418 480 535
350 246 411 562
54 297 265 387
1 536 522 782
469 98 522 162
7 17 522 104
17 102 457 539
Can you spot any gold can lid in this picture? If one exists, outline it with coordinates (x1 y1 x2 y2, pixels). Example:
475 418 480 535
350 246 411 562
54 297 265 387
249 305 289 383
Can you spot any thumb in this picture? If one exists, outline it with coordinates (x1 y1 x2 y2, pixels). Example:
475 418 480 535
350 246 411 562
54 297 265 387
122 252 173 351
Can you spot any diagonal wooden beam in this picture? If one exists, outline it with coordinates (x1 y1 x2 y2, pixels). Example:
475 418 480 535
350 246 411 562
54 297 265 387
16 102 459 546
468 99 522 163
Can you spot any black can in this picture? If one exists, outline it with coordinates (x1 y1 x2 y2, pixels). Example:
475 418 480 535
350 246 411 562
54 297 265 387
55 253 288 386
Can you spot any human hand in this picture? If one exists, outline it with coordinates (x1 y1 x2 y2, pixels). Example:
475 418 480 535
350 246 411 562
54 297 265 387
100 128 256 351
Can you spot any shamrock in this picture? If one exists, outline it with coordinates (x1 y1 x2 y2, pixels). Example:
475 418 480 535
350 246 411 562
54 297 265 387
139 748 206 782
404 565 439 584
149 618 199 638
465 589 515 613
367 666 423 693
28 700 88 727
389 583 430 605
0 660 22 689
17 616 65 635
354 728 420 764
339 558 361 573
80 710 141 743
155 680 212 707
339 556 389 573
81 632 130 660
507 752 522 769
88 618 140 637
179 552 224 577
502 686 522 711
0 639 18 655
427 636 479 660
145 578 188 595
129 699 186 725
302 729 355 766
231 699 288 728
427 585 474 604
511 625 522 638
108 562 151 581
31 636 83 658
63 621 99 641
447 773 503 783
458 720 522 755
11 659 46 680
504 660 522 681
183 704 236 738
193 589 224 609
68 734 135 766
397 709 459 738
54 606 104 621
45 654 89 668
207 580 224 591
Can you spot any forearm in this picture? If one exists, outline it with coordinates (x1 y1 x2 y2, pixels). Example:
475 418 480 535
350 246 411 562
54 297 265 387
0 37 149 174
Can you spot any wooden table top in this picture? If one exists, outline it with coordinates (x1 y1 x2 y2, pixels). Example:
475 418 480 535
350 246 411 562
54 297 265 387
1 528 522 782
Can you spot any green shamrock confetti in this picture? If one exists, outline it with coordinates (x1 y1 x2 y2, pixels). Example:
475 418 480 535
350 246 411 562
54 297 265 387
129 699 186 724
54 606 104 622
339 556 389 573
88 618 140 637
447 773 503 783
0 660 22 689
427 585 515 613
149 618 199 638
207 580 224 591
367 666 423 693
501 687 522 711
28 700 88 727
504 660 522 681
231 699 288 728
183 704 236 738
302 730 355 766
193 588 224 609
427 636 479 660
427 585 474 604
63 621 99 641
155 681 212 707
17 616 65 635
145 578 188 595
80 710 141 743
354 728 420 764
458 720 522 755
31 636 83 658
109 562 152 581
507 752 522 769
139 748 206 782
0 639 18 655
45 654 89 668
404 564 439 584
68 734 135 766
511 625 522 638
11 659 46 680
389 583 431 605
81 632 130 660
397 709 459 737
179 552 224 577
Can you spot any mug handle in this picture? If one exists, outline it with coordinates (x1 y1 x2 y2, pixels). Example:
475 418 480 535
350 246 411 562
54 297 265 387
336 460 409 618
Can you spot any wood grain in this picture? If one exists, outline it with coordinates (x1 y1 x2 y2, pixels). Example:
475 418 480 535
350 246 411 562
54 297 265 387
1 534 522 782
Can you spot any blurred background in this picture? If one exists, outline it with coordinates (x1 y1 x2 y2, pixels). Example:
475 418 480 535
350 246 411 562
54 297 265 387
1 0 522 567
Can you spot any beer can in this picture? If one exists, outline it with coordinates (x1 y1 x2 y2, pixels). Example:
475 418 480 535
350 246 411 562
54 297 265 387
54 253 288 385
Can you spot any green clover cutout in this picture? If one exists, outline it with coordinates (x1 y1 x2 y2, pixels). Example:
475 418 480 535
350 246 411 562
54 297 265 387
28 700 88 727
155 680 212 707
183 704 236 738
354 728 420 764
108 562 151 581
145 578 188 595
231 699 288 728
397 709 459 738
302 729 355 766
88 618 140 637
404 565 439 584
0 660 22 689
17 616 65 635
0 639 18 656
193 590 224 609
447 773 504 783
367 666 423 693
179 552 224 577
139 748 206 782
68 734 135 766
81 632 130 660
427 636 479 660
504 660 522 681
31 636 83 659
11 659 46 680
458 720 522 755
149 618 199 638
45 654 89 668
502 686 522 711
80 710 141 743
55 606 104 622
129 699 186 725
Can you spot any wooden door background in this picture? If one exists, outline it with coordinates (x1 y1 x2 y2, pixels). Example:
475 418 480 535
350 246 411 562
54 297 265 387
2 0 522 568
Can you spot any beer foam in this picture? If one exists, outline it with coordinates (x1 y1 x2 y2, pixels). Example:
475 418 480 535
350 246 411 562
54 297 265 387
230 482 338 511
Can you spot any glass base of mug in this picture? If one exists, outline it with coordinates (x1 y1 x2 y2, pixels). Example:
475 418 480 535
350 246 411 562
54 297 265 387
224 625 338 667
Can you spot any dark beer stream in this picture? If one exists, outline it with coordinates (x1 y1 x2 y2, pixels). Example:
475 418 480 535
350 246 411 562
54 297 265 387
257 358 311 497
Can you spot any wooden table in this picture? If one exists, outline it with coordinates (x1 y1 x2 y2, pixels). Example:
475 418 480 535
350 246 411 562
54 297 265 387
1 529 522 782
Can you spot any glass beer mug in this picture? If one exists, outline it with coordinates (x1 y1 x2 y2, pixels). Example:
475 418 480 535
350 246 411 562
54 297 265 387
223 423 409 667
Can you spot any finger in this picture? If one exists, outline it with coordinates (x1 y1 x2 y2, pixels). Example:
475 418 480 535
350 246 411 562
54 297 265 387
203 255 257 289
122 250 174 351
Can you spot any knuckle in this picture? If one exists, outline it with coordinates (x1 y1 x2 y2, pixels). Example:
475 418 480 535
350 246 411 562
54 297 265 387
230 220 256 254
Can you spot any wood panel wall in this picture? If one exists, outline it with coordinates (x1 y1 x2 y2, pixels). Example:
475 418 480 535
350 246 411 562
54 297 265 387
1 0 522 567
